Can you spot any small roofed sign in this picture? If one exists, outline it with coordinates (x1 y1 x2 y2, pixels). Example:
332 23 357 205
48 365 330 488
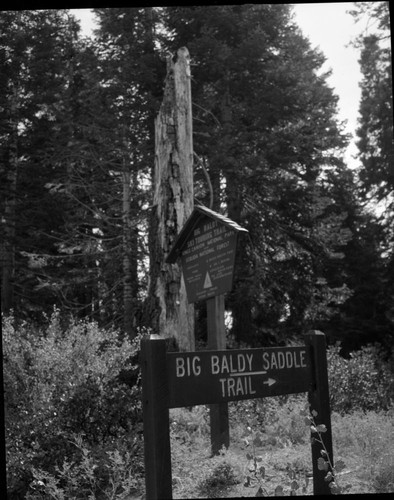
166 205 248 303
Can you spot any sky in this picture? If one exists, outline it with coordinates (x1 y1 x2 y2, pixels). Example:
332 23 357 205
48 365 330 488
292 2 370 169
72 2 376 170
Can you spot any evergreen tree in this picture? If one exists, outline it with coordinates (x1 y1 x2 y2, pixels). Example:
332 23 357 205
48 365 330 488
354 1 393 203
348 1 394 351
0 10 81 318
162 4 352 345
75 7 164 334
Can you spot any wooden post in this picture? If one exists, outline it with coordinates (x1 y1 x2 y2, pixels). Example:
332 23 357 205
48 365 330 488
140 337 172 500
304 330 334 496
207 295 230 455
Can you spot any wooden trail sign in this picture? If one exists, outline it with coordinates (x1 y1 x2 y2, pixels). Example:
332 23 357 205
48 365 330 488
141 331 335 499
166 204 248 304
167 346 310 407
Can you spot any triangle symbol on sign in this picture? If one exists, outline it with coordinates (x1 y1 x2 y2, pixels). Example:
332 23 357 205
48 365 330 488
203 272 213 289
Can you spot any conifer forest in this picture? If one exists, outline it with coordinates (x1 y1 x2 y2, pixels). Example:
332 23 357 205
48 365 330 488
1 3 393 498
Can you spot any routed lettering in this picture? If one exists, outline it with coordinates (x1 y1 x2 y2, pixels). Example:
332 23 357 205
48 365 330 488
175 356 201 377
219 376 257 398
168 347 310 407
211 353 253 375
262 350 307 371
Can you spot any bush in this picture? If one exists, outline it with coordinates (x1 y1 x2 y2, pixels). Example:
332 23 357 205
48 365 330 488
230 394 309 447
3 310 145 499
332 408 394 493
25 435 143 500
197 461 239 498
327 343 394 414
170 406 210 443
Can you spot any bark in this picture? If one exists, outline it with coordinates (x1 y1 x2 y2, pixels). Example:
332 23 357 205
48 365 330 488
221 81 254 344
122 167 134 338
148 47 194 351
1 86 18 314
122 144 140 339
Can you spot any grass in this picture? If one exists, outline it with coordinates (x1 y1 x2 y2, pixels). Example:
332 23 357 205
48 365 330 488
166 397 394 498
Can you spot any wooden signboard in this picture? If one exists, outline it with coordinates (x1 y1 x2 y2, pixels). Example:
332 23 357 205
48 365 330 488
166 205 248 303
141 331 335 499
167 346 310 407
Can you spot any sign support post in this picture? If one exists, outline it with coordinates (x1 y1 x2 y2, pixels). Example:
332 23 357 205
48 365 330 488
140 337 172 500
207 294 230 455
305 330 334 496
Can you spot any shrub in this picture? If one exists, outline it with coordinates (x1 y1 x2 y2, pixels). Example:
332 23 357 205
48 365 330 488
25 435 142 500
197 461 239 498
327 343 394 413
3 310 145 499
332 408 394 493
230 394 309 447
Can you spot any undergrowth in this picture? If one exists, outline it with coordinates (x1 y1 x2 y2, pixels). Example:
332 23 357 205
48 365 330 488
4 311 394 498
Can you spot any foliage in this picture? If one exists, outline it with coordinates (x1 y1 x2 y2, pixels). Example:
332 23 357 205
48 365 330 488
197 460 239 498
0 8 163 333
3 310 144 499
327 342 394 413
170 406 210 443
162 4 354 345
332 408 394 494
0 9 82 318
230 394 309 448
305 409 351 495
1 5 393 353
169 401 394 497
26 435 141 500
350 2 394 337
351 1 392 204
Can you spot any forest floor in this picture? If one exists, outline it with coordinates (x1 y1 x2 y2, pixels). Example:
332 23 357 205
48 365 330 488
135 398 394 498
170 436 369 498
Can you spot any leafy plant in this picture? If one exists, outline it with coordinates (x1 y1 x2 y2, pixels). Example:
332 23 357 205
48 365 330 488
170 406 210 444
3 311 145 499
242 425 265 490
26 434 141 500
197 460 239 498
242 421 311 496
332 408 394 493
327 343 394 413
305 409 351 495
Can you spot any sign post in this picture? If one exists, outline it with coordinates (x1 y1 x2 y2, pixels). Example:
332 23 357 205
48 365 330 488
207 294 229 454
140 337 172 500
141 331 334 499
305 330 334 495
167 204 248 455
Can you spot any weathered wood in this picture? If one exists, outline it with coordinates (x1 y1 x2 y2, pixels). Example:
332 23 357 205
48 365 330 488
207 295 230 454
207 295 226 350
167 346 311 407
140 337 172 500
305 330 334 496
150 47 194 351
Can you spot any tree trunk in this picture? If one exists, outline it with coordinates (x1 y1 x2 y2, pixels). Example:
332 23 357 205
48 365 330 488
221 81 255 344
122 144 140 339
122 167 134 338
1 86 18 314
148 47 194 351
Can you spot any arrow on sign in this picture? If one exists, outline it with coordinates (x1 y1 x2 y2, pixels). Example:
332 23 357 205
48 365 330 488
203 272 213 288
264 378 276 386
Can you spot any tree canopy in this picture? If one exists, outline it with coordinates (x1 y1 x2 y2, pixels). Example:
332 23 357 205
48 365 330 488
1 4 392 353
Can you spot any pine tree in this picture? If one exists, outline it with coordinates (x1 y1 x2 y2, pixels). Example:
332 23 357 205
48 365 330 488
162 4 352 344
0 10 81 317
